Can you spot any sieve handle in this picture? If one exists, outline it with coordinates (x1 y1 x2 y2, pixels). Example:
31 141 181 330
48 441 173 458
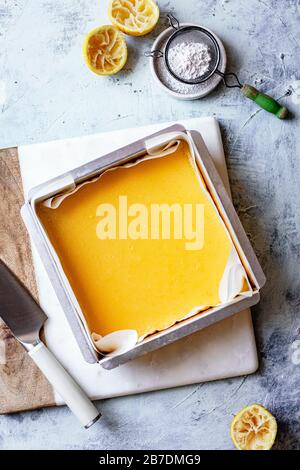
241 84 288 119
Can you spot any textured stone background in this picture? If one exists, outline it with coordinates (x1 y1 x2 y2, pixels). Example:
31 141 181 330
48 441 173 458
0 0 299 450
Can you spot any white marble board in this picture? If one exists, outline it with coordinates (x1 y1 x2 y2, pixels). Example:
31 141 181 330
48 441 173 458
18 117 258 405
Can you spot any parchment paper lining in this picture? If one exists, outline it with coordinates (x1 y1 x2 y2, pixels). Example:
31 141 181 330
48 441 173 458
39 135 253 356
43 140 184 209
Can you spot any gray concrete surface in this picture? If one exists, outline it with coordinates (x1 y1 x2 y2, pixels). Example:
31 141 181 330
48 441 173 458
0 0 299 450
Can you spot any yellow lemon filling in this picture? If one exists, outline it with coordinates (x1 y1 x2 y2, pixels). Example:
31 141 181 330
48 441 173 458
36 140 246 341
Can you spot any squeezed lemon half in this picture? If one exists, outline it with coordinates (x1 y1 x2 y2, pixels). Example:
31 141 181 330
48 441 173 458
108 0 160 36
231 404 277 450
83 25 127 75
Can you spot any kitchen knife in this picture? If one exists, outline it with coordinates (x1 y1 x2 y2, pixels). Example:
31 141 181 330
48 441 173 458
0 259 100 428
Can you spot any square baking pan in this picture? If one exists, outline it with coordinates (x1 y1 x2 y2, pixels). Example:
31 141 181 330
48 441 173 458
21 124 266 369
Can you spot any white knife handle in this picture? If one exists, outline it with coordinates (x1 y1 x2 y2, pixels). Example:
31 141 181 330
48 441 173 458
28 342 100 428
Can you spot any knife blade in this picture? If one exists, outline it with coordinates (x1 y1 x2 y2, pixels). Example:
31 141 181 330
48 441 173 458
0 260 46 346
0 259 100 428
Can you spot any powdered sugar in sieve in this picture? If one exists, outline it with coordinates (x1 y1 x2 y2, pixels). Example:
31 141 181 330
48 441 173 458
150 24 226 100
168 42 212 81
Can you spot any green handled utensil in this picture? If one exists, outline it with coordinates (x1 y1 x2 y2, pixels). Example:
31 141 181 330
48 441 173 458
241 84 288 119
212 74 289 119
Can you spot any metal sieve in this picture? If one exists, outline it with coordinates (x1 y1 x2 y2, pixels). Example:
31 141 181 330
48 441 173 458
146 14 288 118
165 16 233 86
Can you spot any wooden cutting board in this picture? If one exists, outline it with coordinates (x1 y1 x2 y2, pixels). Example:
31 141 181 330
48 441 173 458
0 148 55 413
0 118 258 412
